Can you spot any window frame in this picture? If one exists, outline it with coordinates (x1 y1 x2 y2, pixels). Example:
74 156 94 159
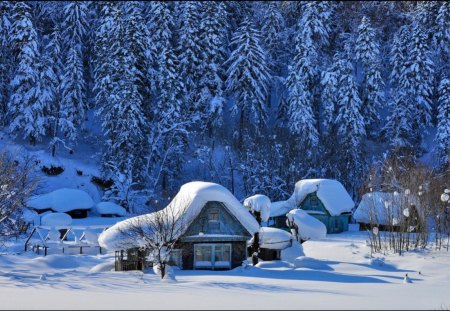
194 243 232 269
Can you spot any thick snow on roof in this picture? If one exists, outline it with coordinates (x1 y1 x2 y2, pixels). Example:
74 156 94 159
269 200 292 217
41 212 73 227
243 194 271 222
288 179 354 216
286 209 327 240
96 202 127 216
258 227 293 250
353 191 421 225
27 188 94 212
99 181 260 251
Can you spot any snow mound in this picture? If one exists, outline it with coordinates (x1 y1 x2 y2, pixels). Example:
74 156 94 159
280 240 305 262
269 200 292 217
293 257 329 270
243 194 271 222
22 208 39 223
288 179 354 216
96 202 127 216
27 188 94 213
89 261 115 273
99 181 259 251
286 209 327 241
41 212 72 227
258 227 293 250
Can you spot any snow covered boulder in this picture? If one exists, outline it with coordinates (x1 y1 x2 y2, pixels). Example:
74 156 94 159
96 202 127 217
286 209 327 241
280 240 305 263
243 194 271 222
41 212 72 227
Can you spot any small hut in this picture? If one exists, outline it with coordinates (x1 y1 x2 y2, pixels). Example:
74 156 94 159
287 179 354 233
27 188 94 219
99 182 260 271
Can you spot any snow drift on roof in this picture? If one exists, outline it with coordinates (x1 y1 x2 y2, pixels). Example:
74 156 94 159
258 227 293 250
269 200 292 217
27 188 94 212
243 194 271 222
288 179 354 216
96 202 127 216
41 212 72 227
353 191 421 225
286 209 327 240
99 181 260 251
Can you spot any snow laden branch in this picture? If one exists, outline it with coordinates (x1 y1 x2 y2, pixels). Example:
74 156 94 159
117 201 189 279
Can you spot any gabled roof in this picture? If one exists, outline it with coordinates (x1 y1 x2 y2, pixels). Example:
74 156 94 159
287 179 354 216
99 181 259 251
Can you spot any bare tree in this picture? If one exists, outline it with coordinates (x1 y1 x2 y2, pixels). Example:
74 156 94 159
0 147 39 244
118 198 189 279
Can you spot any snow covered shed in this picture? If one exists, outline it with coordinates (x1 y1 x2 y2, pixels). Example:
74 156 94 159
27 188 95 219
287 179 354 234
99 181 260 271
95 202 127 218
353 191 423 231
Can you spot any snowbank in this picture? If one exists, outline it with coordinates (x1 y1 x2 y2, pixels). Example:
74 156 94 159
286 209 327 240
243 194 271 222
269 200 292 218
288 179 354 216
41 212 72 227
280 240 305 262
258 227 293 250
99 181 259 251
27 188 94 213
353 191 421 225
96 202 127 216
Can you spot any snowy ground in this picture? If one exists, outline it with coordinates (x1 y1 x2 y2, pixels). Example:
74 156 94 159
1 231 450 310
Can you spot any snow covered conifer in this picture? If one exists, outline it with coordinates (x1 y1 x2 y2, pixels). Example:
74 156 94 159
225 17 271 145
198 1 227 134
60 2 89 140
0 2 11 122
8 2 46 144
355 16 385 134
261 1 285 74
436 78 450 169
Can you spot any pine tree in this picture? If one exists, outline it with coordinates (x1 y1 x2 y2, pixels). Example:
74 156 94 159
8 2 45 145
435 2 450 78
225 18 271 145
177 1 202 110
0 1 11 122
98 7 147 183
198 1 227 135
60 2 89 141
355 16 385 134
334 56 366 195
261 1 285 74
436 78 450 169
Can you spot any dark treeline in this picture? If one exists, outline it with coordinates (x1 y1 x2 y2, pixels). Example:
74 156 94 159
0 1 449 211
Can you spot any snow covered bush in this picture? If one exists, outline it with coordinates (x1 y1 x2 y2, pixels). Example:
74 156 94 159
0 149 39 243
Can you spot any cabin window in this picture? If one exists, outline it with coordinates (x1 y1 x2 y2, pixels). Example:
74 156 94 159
194 244 231 269
207 208 220 232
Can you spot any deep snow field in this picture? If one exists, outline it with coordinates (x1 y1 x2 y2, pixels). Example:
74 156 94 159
1 231 450 310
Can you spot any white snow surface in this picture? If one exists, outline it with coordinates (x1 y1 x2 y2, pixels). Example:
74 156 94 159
1 231 450 309
243 194 271 222
269 200 292 217
27 188 94 212
40 212 72 227
288 179 354 216
258 227 293 250
286 209 327 241
95 202 127 216
353 192 422 225
99 181 260 251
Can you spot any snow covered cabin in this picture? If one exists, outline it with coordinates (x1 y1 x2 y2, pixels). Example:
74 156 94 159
99 181 260 271
353 191 423 231
27 188 95 219
286 179 354 234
